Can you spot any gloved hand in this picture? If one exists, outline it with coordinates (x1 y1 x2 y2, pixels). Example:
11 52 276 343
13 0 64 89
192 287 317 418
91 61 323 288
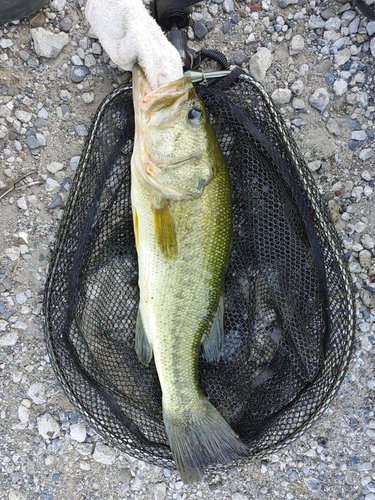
85 0 183 89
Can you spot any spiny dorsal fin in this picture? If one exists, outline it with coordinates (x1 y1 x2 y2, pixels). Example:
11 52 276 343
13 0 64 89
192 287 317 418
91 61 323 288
153 202 178 259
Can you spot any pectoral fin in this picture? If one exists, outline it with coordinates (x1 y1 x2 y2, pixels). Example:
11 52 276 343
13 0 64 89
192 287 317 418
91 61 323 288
132 208 139 252
202 295 225 362
135 310 153 366
153 202 177 259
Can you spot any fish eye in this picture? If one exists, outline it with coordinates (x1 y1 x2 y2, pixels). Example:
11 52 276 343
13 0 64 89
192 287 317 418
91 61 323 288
187 107 203 125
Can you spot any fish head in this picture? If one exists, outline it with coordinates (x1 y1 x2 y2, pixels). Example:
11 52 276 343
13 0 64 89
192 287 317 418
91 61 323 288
132 65 217 200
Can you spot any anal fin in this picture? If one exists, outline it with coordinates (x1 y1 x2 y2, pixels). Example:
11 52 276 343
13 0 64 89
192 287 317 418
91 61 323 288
202 295 225 362
135 310 153 366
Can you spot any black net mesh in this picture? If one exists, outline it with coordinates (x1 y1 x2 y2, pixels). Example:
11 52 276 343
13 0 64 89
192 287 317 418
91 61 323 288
43 68 355 469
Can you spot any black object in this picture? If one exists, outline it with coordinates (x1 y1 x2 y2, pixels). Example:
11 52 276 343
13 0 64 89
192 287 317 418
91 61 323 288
353 0 375 19
0 0 47 22
44 69 355 470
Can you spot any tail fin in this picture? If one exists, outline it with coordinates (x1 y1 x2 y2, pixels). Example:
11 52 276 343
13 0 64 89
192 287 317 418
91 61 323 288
163 396 247 483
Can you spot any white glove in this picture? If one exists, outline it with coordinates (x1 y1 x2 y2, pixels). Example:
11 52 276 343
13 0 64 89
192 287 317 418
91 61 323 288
85 0 183 89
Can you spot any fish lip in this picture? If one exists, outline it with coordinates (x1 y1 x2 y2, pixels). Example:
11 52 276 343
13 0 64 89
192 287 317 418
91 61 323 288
146 152 200 170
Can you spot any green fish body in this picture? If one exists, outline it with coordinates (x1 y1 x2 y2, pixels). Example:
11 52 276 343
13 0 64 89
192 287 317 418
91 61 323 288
131 65 246 483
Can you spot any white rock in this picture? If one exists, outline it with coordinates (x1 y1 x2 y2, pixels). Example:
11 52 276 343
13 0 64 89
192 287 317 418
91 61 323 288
308 160 321 172
289 34 304 55
0 38 13 49
18 404 30 424
335 47 351 66
93 443 116 464
45 178 60 192
309 88 329 111
17 196 28 210
333 78 347 96
249 47 273 82
37 413 60 440
326 118 341 135
70 422 87 442
31 28 69 59
271 88 292 105
361 234 375 250
82 92 95 104
371 38 375 59
367 21 375 36
359 150 374 162
0 125 8 138
50 0 67 11
15 110 32 123
27 383 47 404
0 331 18 346
47 162 64 173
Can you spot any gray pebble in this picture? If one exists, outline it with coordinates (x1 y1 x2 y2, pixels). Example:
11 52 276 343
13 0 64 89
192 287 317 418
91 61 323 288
47 193 63 209
31 28 69 59
361 169 372 181
25 135 39 149
59 17 72 32
92 443 116 465
292 97 305 109
367 21 375 36
309 16 325 29
361 234 375 250
70 66 90 83
37 413 61 440
335 47 351 66
278 0 298 7
289 34 304 55
249 47 273 82
351 130 367 141
27 383 47 404
222 0 234 13
333 78 348 96
75 124 88 137
326 117 341 135
70 156 80 170
271 88 292 104
84 54 97 68
309 87 329 111
194 20 208 39
70 422 87 442
0 124 8 139
71 54 83 66
304 477 321 491
358 148 374 161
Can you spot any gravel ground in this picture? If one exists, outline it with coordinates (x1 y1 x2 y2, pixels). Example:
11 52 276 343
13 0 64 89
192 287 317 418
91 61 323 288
1 0 375 498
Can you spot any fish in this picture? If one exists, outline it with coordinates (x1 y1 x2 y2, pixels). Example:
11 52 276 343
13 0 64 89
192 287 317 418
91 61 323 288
130 64 247 483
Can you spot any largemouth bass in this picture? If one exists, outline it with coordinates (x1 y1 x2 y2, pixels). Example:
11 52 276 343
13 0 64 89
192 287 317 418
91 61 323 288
131 65 246 483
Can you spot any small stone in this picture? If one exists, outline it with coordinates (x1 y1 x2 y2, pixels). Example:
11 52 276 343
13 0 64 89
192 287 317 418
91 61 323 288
70 156 80 171
75 125 88 137
17 197 28 210
304 477 321 492
0 332 18 346
333 78 347 96
249 47 273 82
292 98 305 110
47 162 64 174
309 87 329 111
70 422 87 442
84 54 96 68
70 66 90 83
326 118 341 135
15 110 32 123
308 160 321 172
92 443 116 465
309 16 325 29
359 250 372 269
47 193 63 209
82 92 95 104
361 234 375 250
0 38 13 49
289 34 304 55
359 150 374 161
37 413 60 440
59 17 72 32
223 0 234 13
278 0 298 7
193 20 208 39
50 0 67 11
45 178 60 192
0 125 8 139
271 88 292 105
371 38 375 58
335 47 351 66
27 383 47 404
30 12 45 28
351 130 367 141
25 135 39 150
31 28 69 59
361 169 372 181
367 21 375 36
